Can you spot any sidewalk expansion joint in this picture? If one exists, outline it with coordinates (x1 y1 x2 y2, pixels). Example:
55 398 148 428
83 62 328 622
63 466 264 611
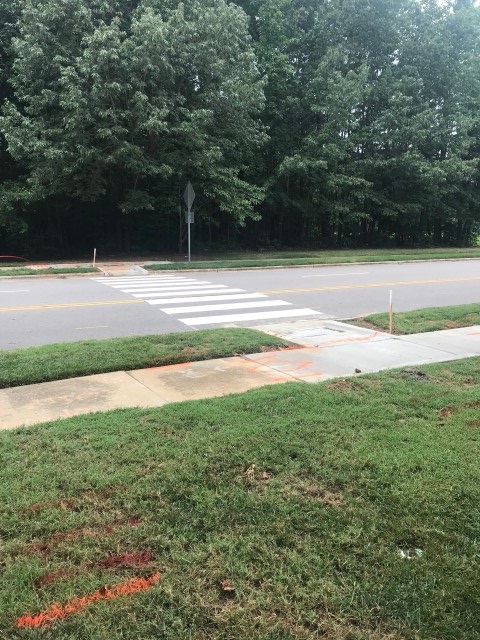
240 353 314 384
124 371 168 401
394 336 461 356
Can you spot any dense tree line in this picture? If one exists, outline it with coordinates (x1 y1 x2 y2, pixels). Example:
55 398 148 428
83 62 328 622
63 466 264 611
0 0 479 256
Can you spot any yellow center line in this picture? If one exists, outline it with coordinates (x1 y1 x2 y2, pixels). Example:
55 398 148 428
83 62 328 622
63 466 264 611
261 276 480 295
0 299 144 313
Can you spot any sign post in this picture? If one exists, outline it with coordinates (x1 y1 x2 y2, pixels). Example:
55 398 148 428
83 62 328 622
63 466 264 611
183 181 195 263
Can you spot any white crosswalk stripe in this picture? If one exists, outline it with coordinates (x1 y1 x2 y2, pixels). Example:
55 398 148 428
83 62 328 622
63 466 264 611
117 284 229 293
92 275 320 326
162 300 291 314
181 308 321 326
137 293 265 303
137 287 241 298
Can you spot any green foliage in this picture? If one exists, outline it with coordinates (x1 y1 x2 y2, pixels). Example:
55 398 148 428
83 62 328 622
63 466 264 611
0 0 265 249
0 0 479 254
262 0 480 247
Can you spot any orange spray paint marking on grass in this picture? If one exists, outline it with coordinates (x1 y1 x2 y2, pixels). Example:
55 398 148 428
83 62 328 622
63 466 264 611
16 572 161 629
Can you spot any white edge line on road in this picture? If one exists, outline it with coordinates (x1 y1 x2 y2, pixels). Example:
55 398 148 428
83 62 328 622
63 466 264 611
0 289 30 293
301 272 369 278
74 325 109 330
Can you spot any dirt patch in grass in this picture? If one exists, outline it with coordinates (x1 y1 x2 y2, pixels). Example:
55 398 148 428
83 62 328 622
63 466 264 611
282 476 343 506
33 551 153 590
180 346 207 358
428 371 477 387
29 517 141 555
468 421 480 428
34 569 75 589
401 368 429 381
138 414 161 425
96 551 153 569
437 401 480 420
438 406 455 420
237 464 272 493
24 498 77 514
23 485 127 514
326 378 358 392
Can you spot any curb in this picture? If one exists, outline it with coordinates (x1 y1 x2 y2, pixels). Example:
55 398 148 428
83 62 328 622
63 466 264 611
1 256 479 279
142 257 480 274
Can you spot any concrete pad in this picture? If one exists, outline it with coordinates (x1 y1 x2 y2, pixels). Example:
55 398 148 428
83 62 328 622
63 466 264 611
398 326 480 357
246 336 462 382
310 339 461 379
0 371 166 429
128 357 293 402
255 318 390 347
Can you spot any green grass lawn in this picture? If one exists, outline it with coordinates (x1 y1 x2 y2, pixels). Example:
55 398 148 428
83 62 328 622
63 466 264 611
0 266 97 277
353 303 480 334
0 358 479 639
146 247 480 270
0 328 289 388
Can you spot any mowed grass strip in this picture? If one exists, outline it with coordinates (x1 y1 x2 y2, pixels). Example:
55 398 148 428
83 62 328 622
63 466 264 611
0 358 479 639
0 329 290 388
0 266 98 276
145 247 480 270
353 302 480 334
0 266 97 277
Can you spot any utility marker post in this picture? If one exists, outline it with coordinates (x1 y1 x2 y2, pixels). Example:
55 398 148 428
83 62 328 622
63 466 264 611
183 181 195 263
389 290 393 334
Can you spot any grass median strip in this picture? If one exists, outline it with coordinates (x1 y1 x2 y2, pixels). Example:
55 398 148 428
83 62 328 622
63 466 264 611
0 358 479 638
0 267 97 277
352 302 480 334
0 328 290 389
145 247 480 270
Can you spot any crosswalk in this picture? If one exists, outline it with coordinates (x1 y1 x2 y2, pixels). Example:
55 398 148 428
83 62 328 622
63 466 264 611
93 275 321 327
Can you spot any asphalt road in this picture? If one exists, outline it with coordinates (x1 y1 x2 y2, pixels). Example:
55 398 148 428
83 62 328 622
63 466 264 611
1 259 479 349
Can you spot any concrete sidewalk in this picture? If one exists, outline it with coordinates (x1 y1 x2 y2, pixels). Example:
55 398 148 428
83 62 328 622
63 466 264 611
1 320 479 430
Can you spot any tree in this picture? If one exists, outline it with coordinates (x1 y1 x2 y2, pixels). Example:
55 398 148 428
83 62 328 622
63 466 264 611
1 0 265 251
240 0 480 247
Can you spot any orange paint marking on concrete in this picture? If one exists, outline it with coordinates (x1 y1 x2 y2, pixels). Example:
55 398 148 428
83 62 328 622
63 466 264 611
284 360 314 372
250 354 277 365
244 355 277 373
16 572 161 629
466 331 480 336
317 332 380 347
286 371 326 379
